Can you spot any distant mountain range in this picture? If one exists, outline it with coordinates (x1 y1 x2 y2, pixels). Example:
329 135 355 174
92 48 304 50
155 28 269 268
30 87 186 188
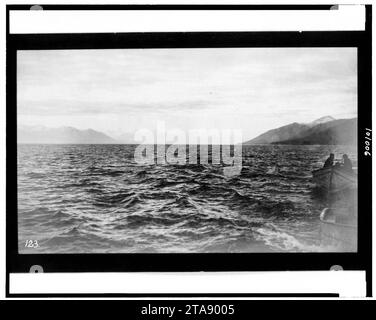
244 116 357 145
18 116 357 145
18 126 117 144
114 132 138 144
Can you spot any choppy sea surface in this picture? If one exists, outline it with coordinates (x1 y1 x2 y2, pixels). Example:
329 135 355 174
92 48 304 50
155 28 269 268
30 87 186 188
18 144 357 253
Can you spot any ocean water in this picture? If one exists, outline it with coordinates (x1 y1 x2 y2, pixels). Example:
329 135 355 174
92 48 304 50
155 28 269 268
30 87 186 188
17 144 357 253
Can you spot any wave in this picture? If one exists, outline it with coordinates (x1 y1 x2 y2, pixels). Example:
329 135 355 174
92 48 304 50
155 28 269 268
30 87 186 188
18 144 357 253
254 223 331 252
95 190 137 206
121 194 143 208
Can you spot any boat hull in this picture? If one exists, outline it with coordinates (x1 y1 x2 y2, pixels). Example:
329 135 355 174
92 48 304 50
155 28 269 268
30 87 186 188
312 167 356 194
320 208 357 252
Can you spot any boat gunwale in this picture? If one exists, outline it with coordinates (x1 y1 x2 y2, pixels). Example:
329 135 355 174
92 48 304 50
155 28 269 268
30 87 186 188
313 167 356 178
319 208 357 230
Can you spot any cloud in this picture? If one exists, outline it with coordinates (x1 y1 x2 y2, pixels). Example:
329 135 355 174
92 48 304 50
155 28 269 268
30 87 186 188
17 48 357 140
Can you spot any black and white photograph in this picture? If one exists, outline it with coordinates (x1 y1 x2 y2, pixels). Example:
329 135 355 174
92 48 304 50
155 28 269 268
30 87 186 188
17 47 358 254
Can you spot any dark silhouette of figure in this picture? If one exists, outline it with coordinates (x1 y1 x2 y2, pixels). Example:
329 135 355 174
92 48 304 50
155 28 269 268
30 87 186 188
323 153 334 168
342 154 353 172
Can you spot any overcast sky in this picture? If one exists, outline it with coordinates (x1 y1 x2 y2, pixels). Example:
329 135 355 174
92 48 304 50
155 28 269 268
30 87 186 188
17 48 357 142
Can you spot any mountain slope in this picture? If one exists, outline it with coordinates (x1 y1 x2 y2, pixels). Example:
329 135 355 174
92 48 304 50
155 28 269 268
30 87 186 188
244 116 357 145
18 126 117 144
276 118 357 145
243 122 310 145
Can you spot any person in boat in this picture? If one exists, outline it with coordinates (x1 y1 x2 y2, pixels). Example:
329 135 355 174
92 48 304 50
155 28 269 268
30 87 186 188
323 153 334 168
342 154 353 172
